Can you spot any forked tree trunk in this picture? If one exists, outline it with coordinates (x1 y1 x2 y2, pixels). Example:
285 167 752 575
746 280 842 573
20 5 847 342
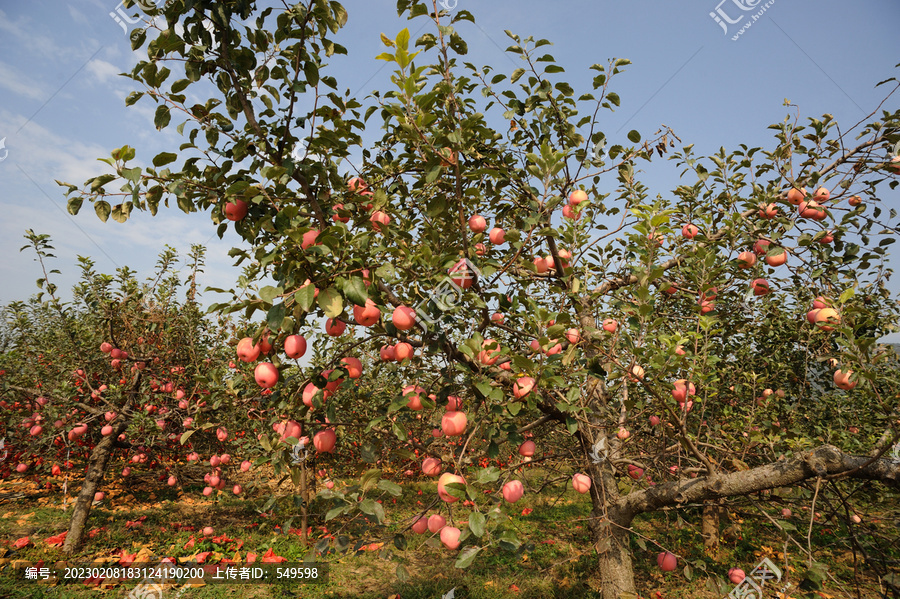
62 418 128 554
581 426 638 598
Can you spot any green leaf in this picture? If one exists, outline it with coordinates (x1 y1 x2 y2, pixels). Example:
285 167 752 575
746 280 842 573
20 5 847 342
267 303 286 331
304 61 319 87
130 28 146 50
179 429 197 445
468 511 485 537
317 287 343 318
325 504 348 521
154 104 171 130
377 480 403 497
627 130 641 143
343 277 368 307
454 546 481 569
396 564 410 582
475 467 500 484
396 28 410 51
152 152 178 167
359 498 385 523
839 287 855 304
94 201 111 223
360 468 382 491
295 284 316 312
125 91 144 106
260 285 283 304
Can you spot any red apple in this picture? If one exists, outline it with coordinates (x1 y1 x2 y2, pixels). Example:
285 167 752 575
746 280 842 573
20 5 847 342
671 379 696 402
392 306 417 331
728 568 745 584
786 187 806 205
224 199 248 221
394 342 413 361
301 230 320 249
422 457 442 477
341 357 363 379
813 187 830 202
489 227 506 244
569 189 588 205
254 363 279 388
437 473 466 503
833 369 857 391
572 473 591 494
478 339 501 365
325 318 346 336
283 335 308 359
657 551 677 572
514 377 535 399
400 385 424 411
427 514 446 533
752 278 771 296
370 211 390 231
313 429 337 453
236 337 261 362
502 480 524 503
737 251 756 269
518 440 536 457
468 214 487 233
353 299 381 327
441 411 467 437
815 308 840 331
681 224 699 239
412 516 428 534
440 526 461 549
449 259 477 289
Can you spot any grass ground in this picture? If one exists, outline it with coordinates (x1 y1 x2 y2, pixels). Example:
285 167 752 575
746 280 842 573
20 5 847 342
0 462 895 599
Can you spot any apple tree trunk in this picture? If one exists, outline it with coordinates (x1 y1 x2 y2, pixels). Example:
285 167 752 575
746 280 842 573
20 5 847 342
62 418 129 554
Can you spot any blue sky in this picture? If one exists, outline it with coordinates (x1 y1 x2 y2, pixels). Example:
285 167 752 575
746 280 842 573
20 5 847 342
1 0 898 328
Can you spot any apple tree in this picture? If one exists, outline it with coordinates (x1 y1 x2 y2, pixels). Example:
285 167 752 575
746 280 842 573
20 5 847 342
60 0 900 595
0 233 254 553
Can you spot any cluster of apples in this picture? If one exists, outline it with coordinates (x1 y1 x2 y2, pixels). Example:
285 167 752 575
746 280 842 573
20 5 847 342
563 189 588 220
411 512 462 549
805 296 842 332
787 186 833 221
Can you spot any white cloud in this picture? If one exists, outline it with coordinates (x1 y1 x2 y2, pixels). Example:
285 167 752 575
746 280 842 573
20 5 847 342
0 61 46 101
86 58 122 84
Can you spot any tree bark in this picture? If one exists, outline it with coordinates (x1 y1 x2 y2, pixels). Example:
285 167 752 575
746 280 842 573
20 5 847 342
62 417 128 554
701 500 724 553
579 421 637 598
